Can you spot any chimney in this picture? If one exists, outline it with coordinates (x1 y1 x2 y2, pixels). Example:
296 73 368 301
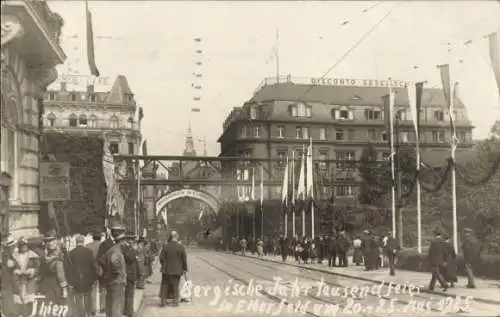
60 82 66 92
87 85 94 94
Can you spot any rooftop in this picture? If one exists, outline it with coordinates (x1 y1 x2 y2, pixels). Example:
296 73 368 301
250 77 465 108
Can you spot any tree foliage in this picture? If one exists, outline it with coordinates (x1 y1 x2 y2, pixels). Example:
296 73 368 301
39 133 107 235
361 138 500 254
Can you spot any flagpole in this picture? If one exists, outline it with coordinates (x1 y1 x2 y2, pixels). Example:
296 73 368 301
388 78 397 239
309 138 315 239
276 27 280 83
136 158 141 237
284 158 288 237
449 43 459 252
252 168 256 239
292 151 296 237
301 145 306 238
260 165 264 240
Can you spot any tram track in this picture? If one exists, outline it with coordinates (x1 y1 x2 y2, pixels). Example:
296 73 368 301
197 254 457 317
199 252 484 316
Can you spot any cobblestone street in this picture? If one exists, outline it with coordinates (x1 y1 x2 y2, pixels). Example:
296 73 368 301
140 249 500 317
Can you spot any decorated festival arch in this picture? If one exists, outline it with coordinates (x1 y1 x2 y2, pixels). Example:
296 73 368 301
155 189 220 222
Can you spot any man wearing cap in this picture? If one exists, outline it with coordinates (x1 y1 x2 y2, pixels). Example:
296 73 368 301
427 230 449 291
68 235 98 317
462 228 480 288
99 223 127 317
38 230 69 304
159 231 187 307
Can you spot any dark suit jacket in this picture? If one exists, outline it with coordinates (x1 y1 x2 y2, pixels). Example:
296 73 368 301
67 245 97 292
159 241 187 276
121 243 138 282
428 236 447 266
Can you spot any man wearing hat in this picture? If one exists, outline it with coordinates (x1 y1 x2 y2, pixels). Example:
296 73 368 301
68 235 98 317
384 231 400 276
1 235 19 316
86 229 103 315
462 228 480 288
427 229 449 291
159 231 188 307
122 233 138 317
98 222 127 317
38 229 69 303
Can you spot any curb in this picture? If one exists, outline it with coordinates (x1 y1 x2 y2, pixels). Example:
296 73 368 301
136 292 147 317
224 251 500 306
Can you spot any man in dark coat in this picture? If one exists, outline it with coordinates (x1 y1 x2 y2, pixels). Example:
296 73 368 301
427 230 449 291
68 235 98 317
384 231 400 276
121 234 138 317
462 228 480 288
361 230 371 270
327 234 337 267
337 232 350 267
442 236 457 287
159 231 188 307
279 236 289 262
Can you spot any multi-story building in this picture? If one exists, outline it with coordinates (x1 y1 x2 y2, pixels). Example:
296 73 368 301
1 1 66 238
218 76 474 203
43 75 143 155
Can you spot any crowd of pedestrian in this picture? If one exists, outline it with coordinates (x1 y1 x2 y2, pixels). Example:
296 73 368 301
222 227 481 292
0 220 160 317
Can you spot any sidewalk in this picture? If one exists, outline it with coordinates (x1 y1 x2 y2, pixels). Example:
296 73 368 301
227 251 500 305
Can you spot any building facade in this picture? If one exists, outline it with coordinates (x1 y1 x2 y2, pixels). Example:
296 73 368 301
43 75 143 155
43 75 143 228
1 1 66 238
218 76 474 203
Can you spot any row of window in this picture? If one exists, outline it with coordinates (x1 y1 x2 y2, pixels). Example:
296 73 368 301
275 150 389 167
47 92 135 103
240 125 469 143
46 113 135 129
249 104 462 122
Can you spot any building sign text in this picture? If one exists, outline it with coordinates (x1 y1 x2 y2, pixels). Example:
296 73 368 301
40 162 71 201
311 77 413 88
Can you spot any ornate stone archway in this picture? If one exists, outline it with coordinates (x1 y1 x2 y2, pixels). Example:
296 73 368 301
155 189 220 222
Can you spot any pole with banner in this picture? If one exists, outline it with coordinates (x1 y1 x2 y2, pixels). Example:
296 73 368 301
251 167 256 239
307 138 314 238
383 80 397 238
281 157 289 237
291 151 296 237
260 165 264 240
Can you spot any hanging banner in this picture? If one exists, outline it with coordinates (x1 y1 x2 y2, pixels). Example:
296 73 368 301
40 162 71 201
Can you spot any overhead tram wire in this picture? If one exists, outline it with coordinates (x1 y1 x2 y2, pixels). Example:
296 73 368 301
296 2 404 102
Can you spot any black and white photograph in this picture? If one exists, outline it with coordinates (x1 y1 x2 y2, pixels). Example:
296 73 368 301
1 0 500 316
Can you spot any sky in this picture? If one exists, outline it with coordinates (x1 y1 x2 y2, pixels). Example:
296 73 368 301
47 1 500 156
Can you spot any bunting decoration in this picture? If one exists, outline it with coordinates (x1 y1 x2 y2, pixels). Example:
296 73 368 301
488 31 500 95
85 0 100 77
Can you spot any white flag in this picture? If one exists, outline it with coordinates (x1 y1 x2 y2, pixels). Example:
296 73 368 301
260 165 264 206
251 168 255 201
407 83 418 137
297 147 306 200
306 139 314 199
281 157 289 205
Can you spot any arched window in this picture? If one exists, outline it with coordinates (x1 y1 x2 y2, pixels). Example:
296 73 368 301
110 115 119 128
47 112 56 127
89 114 98 128
127 117 134 129
69 114 77 127
79 114 88 126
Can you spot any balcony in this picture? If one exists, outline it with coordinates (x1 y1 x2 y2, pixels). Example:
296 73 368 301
2 1 66 68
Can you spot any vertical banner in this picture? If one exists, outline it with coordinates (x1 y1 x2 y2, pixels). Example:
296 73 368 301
85 0 100 77
488 32 500 95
